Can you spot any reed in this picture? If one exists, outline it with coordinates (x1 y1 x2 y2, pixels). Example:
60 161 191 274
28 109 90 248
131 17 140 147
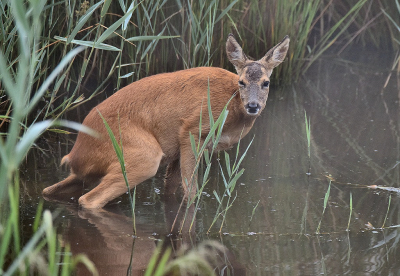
144 240 235 275
144 244 172 276
1 187 97 276
98 111 137 234
249 199 261 223
1 0 399 273
0 0 153 273
1 0 396 125
135 0 377 83
381 194 391 229
2 0 388 118
346 192 353 231
182 83 236 232
173 82 254 233
383 0 400 47
304 111 311 159
208 138 253 233
340 0 399 51
316 179 331 234
0 0 97 271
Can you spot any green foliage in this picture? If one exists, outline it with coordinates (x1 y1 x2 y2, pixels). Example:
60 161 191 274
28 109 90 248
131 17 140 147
144 244 172 276
346 192 352 231
1 0 399 273
144 240 231 276
0 0 146 274
182 82 252 233
2 0 396 122
382 194 391 228
98 111 137 234
305 111 311 158
383 0 400 46
0 183 98 275
316 179 331 234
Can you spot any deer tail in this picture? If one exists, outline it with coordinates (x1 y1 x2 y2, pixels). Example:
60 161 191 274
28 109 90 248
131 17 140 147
60 155 70 167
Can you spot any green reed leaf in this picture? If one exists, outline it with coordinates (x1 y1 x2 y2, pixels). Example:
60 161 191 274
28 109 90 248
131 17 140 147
67 0 104 44
96 6 135 45
55 36 121 51
126 35 179 42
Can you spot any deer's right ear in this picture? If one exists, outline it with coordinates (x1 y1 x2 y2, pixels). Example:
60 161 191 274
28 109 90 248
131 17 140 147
259 36 290 69
226 34 247 75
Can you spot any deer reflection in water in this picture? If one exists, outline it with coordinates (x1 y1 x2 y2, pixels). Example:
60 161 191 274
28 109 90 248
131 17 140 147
60 196 245 275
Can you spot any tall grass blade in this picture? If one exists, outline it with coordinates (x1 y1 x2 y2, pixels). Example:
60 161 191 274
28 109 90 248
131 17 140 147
346 192 352 231
15 120 53 168
215 0 238 23
382 5 400 34
32 201 44 233
28 46 86 114
122 1 135 31
250 200 260 223
101 0 112 18
144 245 172 276
118 0 126 12
224 151 231 178
0 51 17 103
304 111 311 158
96 7 136 45
316 179 331 234
305 0 368 71
301 194 309 234
10 0 30 55
190 132 198 160
97 110 137 234
56 36 121 51
67 0 104 44
381 194 391 228
234 137 254 172
228 168 244 194
126 35 180 42
153 247 172 276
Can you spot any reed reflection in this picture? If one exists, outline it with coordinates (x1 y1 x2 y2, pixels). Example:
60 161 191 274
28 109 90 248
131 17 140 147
58 194 245 275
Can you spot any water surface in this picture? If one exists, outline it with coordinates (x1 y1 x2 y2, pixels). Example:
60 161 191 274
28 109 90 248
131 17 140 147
21 52 400 275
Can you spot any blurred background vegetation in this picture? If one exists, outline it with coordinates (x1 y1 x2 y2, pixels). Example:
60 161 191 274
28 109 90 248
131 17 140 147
2 0 400 123
1 0 400 274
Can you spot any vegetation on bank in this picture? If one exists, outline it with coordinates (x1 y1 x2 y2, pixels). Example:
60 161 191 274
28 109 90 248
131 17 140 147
1 0 400 274
1 0 399 122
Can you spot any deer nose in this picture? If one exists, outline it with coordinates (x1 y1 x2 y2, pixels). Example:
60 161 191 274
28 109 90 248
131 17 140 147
245 102 261 115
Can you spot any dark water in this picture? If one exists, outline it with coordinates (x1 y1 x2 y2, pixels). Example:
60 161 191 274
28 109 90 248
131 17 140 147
20 52 400 275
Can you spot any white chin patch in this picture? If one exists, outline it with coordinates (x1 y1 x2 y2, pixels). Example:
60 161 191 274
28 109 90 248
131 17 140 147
246 108 260 116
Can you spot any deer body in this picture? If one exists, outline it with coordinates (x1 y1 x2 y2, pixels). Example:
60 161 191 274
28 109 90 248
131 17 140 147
43 35 289 209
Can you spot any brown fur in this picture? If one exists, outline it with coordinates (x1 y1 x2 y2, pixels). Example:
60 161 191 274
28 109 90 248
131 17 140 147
42 35 289 209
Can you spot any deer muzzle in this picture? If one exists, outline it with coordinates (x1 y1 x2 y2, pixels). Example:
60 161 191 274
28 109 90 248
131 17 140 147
245 101 261 115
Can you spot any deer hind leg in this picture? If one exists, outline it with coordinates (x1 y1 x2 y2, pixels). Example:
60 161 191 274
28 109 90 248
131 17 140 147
42 173 83 198
164 159 181 196
78 134 164 209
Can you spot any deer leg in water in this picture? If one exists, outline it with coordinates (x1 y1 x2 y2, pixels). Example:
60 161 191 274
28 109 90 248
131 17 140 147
164 159 181 196
43 174 83 197
78 135 164 209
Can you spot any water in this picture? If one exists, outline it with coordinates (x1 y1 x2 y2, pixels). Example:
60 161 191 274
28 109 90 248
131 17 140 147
20 52 400 275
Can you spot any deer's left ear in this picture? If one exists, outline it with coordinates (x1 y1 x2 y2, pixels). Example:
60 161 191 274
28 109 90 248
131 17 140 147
259 36 290 69
226 34 247 75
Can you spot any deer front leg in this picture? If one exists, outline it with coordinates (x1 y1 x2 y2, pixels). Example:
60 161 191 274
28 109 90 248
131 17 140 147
179 141 198 203
164 159 181 196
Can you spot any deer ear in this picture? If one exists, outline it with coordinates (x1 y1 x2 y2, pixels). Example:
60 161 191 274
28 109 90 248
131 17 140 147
226 34 247 75
259 36 290 69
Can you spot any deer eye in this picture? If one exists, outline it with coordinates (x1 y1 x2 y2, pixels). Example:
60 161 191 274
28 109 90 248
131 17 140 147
263 81 270 88
238 80 245 87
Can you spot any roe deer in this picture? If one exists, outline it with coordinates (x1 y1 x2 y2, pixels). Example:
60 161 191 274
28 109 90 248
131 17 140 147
43 34 289 209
